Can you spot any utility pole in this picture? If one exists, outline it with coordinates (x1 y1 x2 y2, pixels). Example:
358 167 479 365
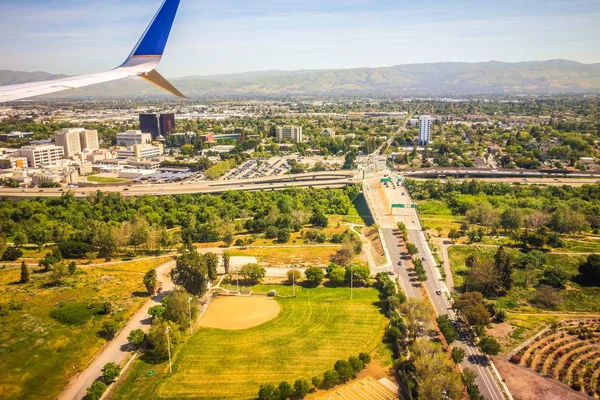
236 266 239 293
165 326 172 373
188 296 193 336
292 268 296 298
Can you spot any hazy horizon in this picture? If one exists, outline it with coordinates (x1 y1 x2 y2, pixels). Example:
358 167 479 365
1 0 599 77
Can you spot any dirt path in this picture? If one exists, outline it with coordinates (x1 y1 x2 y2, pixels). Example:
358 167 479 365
58 260 175 400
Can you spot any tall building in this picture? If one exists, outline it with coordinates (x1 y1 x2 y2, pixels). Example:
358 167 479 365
116 130 152 147
19 145 64 168
79 129 99 151
117 143 164 160
418 115 431 145
276 126 303 143
159 113 176 137
54 128 83 157
139 114 160 139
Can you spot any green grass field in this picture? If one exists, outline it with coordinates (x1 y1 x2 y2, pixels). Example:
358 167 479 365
86 175 130 184
113 285 387 399
0 259 165 400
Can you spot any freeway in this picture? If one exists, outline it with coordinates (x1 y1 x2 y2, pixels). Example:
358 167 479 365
402 167 600 180
363 173 510 400
0 172 357 199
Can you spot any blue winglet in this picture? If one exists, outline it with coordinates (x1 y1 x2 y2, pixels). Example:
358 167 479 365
127 0 181 59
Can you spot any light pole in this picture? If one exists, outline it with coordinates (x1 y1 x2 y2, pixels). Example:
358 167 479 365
292 267 296 298
165 326 172 373
236 266 240 293
188 296 193 336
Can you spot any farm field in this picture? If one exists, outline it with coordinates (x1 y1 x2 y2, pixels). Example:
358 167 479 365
510 320 600 398
112 285 388 399
0 258 165 400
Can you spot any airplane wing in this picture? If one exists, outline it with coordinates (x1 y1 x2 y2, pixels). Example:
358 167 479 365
0 0 183 103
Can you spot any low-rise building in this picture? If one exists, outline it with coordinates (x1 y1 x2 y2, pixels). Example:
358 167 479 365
117 143 163 160
0 131 33 141
0 156 28 169
116 130 152 147
19 145 64 168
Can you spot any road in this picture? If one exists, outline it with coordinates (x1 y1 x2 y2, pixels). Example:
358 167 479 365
0 173 356 199
59 260 175 400
363 174 510 400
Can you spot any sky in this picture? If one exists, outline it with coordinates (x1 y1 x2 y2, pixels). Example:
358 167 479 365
1 0 599 77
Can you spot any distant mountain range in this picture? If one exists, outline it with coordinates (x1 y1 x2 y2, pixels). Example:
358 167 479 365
2 60 600 99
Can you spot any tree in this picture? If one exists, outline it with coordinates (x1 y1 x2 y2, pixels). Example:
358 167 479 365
239 263 266 283
451 347 466 365
13 230 27 247
310 211 328 228
479 336 501 356
411 338 463 400
58 240 90 259
277 381 293 400
144 269 158 295
163 289 198 329
101 320 119 339
334 359 354 382
348 356 365 374
399 298 430 340
406 242 418 255
148 304 166 319
2 247 22 261
533 285 563 309
129 217 150 252
277 228 291 243
345 264 370 284
127 328 145 348
294 378 310 398
146 319 181 361
101 362 121 382
453 292 490 327
222 251 231 275
331 247 353 266
203 252 219 281
68 261 77 275
500 208 523 232
311 375 323 390
436 315 458 344
86 381 107 400
102 301 114 315
358 352 371 365
329 267 346 285
287 269 301 284
19 261 30 284
305 266 324 284
258 384 279 400
578 254 600 286
171 251 209 295
51 262 68 285
322 369 340 388
542 265 570 289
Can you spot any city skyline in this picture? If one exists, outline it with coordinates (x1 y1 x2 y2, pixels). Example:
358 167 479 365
1 0 599 77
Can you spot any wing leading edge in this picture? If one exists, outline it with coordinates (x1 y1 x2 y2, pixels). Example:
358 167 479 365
0 0 183 103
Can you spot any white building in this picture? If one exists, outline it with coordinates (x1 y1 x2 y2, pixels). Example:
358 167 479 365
116 130 152 147
79 129 99 151
55 128 83 157
276 126 303 143
0 156 28 169
118 143 163 160
19 145 64 168
418 115 431 145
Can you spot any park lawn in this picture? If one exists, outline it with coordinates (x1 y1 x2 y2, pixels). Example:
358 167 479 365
86 176 130 184
112 285 387 399
555 238 600 254
0 258 165 400
228 245 347 266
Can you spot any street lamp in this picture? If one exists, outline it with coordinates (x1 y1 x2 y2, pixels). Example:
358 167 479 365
292 267 296 298
350 264 353 300
188 296 193 336
165 326 172 374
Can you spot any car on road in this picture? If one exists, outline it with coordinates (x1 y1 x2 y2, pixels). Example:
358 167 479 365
436 290 442 295
157 287 163 293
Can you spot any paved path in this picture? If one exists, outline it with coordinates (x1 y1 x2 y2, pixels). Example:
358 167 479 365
59 260 175 400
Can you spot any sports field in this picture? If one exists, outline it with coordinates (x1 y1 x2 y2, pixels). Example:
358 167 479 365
113 285 387 399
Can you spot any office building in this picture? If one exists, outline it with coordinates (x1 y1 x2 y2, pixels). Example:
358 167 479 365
55 128 83 157
0 132 33 141
0 156 28 169
159 113 176 137
117 143 163 160
418 115 431 145
19 145 64 168
79 129 99 151
116 130 152 147
276 125 303 143
139 114 160 139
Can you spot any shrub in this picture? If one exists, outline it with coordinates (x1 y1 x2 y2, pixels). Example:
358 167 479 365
257 384 279 400
85 381 107 400
304 266 325 284
277 381 293 399
294 379 310 398
1 247 22 261
102 320 120 339
358 352 371 365
329 267 346 285
311 375 322 390
58 240 90 259
127 328 145 348
101 362 121 382
49 302 102 325
323 369 340 388
509 354 521 364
